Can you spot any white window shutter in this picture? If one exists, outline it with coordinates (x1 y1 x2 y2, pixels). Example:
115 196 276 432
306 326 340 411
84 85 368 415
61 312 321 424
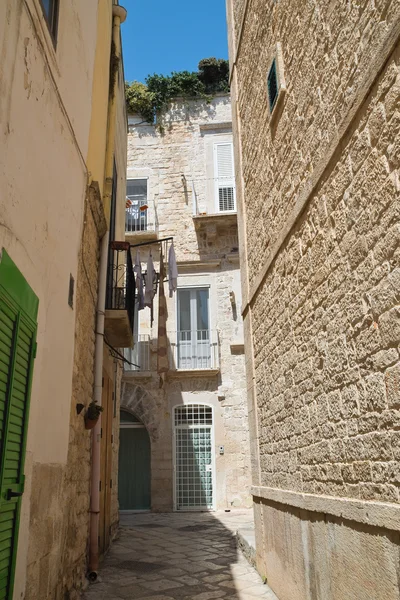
214 143 236 212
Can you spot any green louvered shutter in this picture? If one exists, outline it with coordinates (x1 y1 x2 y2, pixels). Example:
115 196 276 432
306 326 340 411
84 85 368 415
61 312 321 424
0 250 38 600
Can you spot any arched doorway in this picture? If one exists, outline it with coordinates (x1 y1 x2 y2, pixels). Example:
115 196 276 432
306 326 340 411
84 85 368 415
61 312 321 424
118 409 151 511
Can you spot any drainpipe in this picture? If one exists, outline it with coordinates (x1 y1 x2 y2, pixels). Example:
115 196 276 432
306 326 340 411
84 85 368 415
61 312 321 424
88 3 127 582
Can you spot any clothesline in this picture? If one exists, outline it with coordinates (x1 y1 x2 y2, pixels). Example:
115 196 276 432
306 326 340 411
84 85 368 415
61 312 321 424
132 237 178 326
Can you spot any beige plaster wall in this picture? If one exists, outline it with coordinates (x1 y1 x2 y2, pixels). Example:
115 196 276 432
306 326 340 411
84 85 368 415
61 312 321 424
0 1 127 598
0 2 99 597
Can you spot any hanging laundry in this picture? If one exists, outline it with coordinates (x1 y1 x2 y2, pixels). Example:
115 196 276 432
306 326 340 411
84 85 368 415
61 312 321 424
144 252 155 308
133 250 145 310
157 251 169 374
168 242 178 298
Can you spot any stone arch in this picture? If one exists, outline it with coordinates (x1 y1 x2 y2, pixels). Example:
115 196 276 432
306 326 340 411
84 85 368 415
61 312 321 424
120 381 159 443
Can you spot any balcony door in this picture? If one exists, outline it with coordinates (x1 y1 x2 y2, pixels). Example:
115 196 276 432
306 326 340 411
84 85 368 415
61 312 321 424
126 179 148 232
177 288 210 369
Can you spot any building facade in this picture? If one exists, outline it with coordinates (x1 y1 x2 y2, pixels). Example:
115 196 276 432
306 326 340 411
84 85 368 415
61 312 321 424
0 2 129 598
227 0 400 599
120 95 252 513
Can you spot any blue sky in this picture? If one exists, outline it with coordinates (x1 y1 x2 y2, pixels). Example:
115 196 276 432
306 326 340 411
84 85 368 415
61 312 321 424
121 0 229 83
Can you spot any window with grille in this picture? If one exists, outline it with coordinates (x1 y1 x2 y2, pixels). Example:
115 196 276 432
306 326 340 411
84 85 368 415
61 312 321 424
214 142 236 212
174 405 214 510
175 404 213 426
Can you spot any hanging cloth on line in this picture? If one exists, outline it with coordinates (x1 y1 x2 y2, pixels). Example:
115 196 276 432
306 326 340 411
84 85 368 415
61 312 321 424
157 250 169 374
168 242 178 298
133 250 145 310
144 253 155 308
144 252 156 326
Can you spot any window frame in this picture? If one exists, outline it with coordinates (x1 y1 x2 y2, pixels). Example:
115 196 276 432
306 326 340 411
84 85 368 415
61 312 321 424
177 287 210 335
39 0 60 45
213 141 236 213
125 178 149 233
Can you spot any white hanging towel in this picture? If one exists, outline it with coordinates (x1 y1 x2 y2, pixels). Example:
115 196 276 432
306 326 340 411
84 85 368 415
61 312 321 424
168 243 178 298
133 250 145 310
144 253 155 308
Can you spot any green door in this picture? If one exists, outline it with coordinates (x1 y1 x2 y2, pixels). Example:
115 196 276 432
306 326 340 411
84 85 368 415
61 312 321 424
118 411 151 510
0 250 38 600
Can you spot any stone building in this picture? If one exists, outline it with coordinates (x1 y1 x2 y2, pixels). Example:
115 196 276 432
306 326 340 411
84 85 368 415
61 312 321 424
0 2 130 598
120 95 252 512
226 0 400 598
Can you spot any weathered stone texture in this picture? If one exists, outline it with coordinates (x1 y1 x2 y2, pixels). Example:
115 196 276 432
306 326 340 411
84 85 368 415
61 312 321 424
236 0 400 291
250 48 400 502
230 0 400 596
126 97 251 510
127 97 236 262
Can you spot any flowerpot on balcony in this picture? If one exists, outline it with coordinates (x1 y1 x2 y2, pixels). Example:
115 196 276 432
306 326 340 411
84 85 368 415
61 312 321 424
84 401 104 430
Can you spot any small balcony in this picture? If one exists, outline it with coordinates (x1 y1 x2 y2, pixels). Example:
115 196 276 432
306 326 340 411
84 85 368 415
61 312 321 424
168 329 219 376
123 335 151 377
104 242 134 348
192 211 237 242
125 198 158 242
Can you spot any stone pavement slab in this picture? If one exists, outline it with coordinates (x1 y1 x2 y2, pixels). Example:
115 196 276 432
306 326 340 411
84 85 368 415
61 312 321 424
82 510 278 600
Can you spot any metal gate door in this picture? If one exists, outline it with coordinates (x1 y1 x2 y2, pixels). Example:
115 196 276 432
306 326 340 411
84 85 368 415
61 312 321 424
118 410 151 511
174 405 214 510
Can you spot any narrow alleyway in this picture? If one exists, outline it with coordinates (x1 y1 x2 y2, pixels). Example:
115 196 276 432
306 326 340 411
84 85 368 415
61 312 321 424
82 511 277 600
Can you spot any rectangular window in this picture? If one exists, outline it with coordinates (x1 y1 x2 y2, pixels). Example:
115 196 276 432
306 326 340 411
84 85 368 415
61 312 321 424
214 143 236 212
40 0 59 41
177 288 210 369
126 179 148 232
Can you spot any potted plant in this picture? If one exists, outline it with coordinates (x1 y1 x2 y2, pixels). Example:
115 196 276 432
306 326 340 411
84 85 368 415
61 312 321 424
84 401 104 430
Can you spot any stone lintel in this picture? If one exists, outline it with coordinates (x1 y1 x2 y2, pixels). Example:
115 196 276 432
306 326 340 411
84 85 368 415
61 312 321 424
251 485 400 532
230 342 245 354
226 252 240 264
177 260 221 271
199 121 233 131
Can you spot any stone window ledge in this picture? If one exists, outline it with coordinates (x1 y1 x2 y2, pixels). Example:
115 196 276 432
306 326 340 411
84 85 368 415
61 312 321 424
168 368 220 379
122 371 152 380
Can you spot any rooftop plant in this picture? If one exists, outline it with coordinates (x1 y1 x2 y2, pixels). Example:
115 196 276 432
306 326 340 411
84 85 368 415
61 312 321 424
125 58 230 123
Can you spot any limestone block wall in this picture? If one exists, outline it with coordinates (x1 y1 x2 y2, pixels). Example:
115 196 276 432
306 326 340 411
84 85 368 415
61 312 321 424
127 96 233 262
228 0 400 597
124 97 252 511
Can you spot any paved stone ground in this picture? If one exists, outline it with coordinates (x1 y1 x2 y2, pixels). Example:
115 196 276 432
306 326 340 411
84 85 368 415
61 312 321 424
82 510 278 600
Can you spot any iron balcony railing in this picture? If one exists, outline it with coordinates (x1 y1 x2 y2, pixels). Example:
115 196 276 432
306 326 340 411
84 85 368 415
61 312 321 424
168 329 219 370
124 335 151 372
125 197 158 234
105 242 135 334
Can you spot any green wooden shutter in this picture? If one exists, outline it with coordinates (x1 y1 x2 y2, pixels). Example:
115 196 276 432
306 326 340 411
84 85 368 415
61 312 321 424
0 250 38 600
